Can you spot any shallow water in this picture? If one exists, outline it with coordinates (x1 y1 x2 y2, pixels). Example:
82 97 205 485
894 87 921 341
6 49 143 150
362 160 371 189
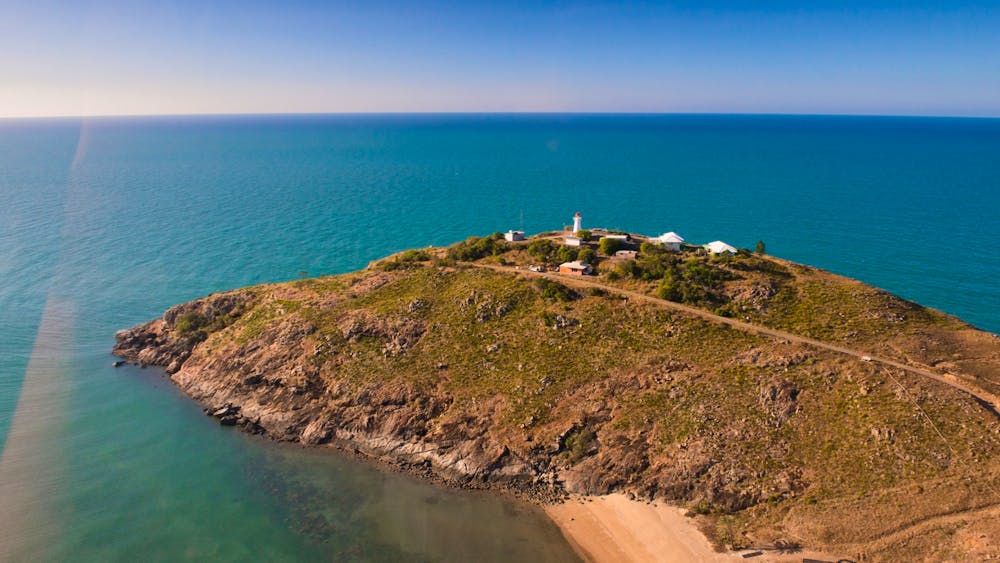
1 114 998 559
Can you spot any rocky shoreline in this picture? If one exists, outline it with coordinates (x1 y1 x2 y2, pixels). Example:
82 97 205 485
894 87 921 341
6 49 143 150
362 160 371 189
111 295 575 504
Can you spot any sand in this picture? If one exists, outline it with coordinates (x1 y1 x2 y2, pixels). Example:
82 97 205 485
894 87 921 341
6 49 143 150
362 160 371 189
546 494 849 563
544 494 740 563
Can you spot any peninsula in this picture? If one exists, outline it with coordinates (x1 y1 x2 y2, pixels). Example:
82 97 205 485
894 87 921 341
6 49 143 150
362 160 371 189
114 226 1000 561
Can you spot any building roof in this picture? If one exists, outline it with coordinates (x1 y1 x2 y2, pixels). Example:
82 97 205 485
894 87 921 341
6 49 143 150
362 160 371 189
559 260 591 270
657 232 685 243
705 240 738 254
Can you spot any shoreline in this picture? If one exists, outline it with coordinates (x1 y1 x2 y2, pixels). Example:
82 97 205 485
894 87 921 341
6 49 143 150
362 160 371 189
544 494 739 563
544 494 848 563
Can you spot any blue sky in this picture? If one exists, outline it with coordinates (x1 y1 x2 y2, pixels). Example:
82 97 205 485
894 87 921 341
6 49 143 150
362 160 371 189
1 0 998 117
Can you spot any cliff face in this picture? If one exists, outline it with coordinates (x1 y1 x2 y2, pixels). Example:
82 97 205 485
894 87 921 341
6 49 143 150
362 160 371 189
114 275 553 494
114 252 1000 558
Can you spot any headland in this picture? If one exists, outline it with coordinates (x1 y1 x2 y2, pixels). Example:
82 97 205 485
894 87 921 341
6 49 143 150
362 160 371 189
113 223 1000 561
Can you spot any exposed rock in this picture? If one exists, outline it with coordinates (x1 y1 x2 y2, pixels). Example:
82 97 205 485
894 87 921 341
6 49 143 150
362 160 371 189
551 314 578 330
758 377 800 426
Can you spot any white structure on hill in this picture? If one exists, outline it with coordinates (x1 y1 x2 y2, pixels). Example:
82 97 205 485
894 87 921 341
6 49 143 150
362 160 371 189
564 236 582 247
504 230 525 241
572 212 582 233
656 232 685 251
704 241 738 255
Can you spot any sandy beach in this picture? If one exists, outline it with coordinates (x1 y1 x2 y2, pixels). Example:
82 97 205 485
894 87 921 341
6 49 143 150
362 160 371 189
546 494 848 563
545 494 740 563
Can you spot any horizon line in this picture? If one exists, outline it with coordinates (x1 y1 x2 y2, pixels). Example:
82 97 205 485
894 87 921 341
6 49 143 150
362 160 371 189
1 110 998 121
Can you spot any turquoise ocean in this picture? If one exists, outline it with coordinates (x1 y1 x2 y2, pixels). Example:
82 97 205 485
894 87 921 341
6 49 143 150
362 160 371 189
1 114 998 560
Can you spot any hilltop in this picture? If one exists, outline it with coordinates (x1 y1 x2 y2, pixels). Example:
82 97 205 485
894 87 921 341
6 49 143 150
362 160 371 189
114 231 1000 560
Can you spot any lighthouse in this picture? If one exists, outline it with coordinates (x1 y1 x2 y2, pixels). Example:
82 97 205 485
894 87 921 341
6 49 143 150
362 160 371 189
572 212 582 234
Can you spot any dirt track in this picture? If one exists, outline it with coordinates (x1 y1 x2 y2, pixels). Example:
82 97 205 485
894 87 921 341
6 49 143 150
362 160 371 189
475 263 1000 418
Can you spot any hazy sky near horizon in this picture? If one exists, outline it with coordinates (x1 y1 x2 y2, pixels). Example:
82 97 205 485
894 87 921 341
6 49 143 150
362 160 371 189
2 0 999 118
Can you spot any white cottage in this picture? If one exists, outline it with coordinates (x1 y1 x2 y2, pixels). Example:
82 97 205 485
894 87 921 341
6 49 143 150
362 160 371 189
504 230 525 242
656 232 685 251
704 241 738 255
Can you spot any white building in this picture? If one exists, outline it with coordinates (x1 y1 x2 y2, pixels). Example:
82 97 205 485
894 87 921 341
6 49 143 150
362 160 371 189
704 240 738 255
564 236 582 247
504 230 525 242
572 212 582 233
656 232 685 251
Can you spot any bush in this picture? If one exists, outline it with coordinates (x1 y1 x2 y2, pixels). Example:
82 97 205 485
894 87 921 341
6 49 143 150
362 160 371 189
576 229 592 242
447 236 510 261
598 237 624 256
563 427 596 463
527 239 558 262
534 278 578 302
556 245 579 263
175 311 206 337
577 247 596 264
639 241 665 256
378 248 432 270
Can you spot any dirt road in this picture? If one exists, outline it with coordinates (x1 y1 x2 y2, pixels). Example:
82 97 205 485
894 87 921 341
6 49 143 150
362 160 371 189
475 263 1000 418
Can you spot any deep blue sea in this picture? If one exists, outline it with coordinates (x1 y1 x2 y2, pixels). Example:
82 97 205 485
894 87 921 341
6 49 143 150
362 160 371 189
1 114 998 560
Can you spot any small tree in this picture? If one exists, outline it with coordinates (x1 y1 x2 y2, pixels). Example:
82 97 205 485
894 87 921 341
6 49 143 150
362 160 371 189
755 240 766 254
556 245 579 263
576 229 592 242
577 247 596 264
598 237 624 256
527 239 556 262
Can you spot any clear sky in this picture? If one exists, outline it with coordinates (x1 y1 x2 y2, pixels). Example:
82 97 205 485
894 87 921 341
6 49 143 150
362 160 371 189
1 0 998 117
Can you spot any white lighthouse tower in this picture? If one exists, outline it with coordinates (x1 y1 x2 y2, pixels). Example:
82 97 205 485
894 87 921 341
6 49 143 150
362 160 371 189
572 212 582 234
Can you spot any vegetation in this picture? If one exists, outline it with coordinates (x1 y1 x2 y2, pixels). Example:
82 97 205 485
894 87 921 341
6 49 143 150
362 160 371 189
656 257 738 306
174 311 206 338
174 308 245 343
598 237 624 256
377 248 432 270
446 234 510 261
526 239 558 262
755 240 766 254
533 278 579 302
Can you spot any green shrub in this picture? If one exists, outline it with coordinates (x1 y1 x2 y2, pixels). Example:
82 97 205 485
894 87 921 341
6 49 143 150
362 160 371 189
598 237 624 256
556 245 579 263
563 427 596 463
527 239 558 262
534 278 579 302
447 236 510 261
175 311 206 337
378 248 432 270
